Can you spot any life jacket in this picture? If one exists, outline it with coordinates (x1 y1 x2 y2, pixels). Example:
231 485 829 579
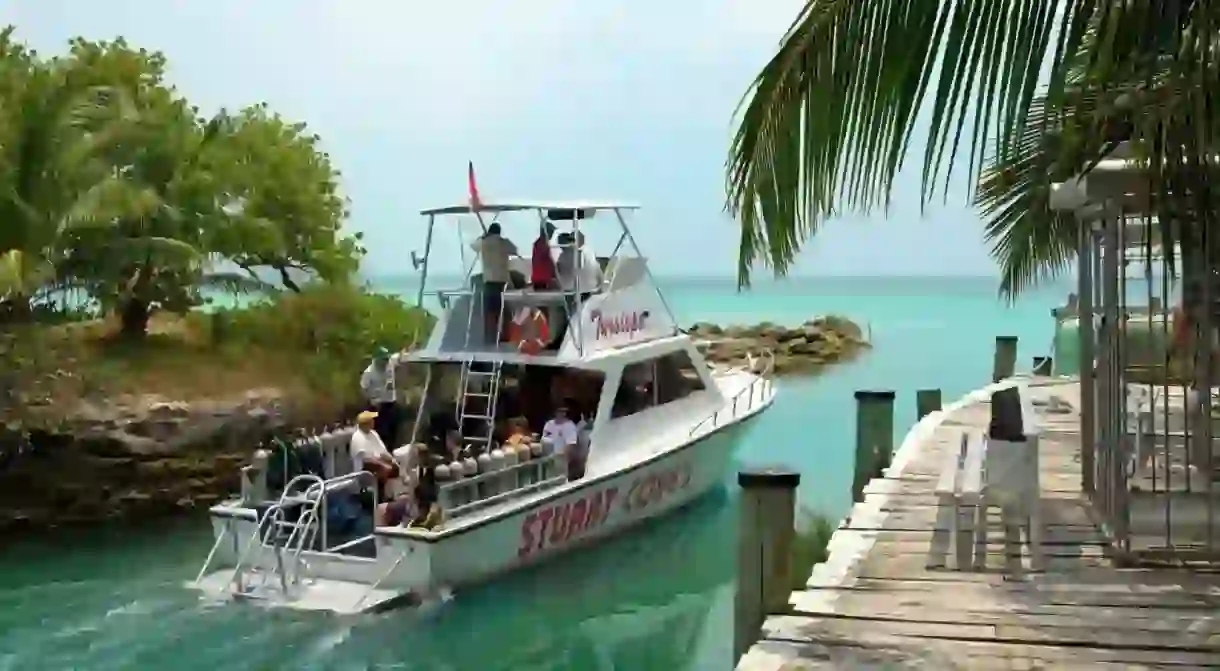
508 307 550 354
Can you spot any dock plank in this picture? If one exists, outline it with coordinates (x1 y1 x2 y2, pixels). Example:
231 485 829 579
739 379 1220 670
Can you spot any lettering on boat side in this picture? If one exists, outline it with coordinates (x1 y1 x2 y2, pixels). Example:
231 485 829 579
624 462 692 513
589 308 650 340
515 461 694 559
517 487 619 558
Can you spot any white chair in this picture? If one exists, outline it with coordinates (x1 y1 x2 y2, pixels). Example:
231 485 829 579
930 383 1046 574
930 431 986 570
974 383 1045 573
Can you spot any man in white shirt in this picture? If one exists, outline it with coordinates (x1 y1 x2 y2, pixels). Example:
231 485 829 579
554 232 603 347
542 404 580 479
350 411 413 526
360 346 406 446
556 232 603 300
470 223 520 343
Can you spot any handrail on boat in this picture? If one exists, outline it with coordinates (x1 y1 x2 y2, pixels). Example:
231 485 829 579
194 471 380 593
439 451 568 518
689 347 776 437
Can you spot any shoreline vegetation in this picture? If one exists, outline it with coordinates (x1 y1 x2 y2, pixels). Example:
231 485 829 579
0 28 433 532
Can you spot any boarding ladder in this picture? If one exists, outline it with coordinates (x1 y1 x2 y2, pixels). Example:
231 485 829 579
456 359 503 453
227 474 325 602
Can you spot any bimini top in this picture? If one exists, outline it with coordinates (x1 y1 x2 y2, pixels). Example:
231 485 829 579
419 200 641 217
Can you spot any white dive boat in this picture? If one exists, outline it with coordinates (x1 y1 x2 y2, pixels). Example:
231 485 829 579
190 200 777 613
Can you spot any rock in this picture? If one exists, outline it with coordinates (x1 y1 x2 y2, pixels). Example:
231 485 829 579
688 321 724 337
692 314 870 377
0 385 349 535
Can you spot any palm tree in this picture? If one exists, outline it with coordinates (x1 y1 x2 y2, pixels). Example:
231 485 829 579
726 1 1218 297
0 27 129 321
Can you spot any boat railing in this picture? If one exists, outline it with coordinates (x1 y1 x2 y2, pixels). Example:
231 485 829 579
195 471 379 595
689 348 776 437
438 449 568 519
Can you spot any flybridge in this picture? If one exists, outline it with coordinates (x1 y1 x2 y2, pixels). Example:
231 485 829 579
405 200 681 363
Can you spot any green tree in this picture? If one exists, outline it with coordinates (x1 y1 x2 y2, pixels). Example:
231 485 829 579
211 103 361 292
0 28 129 320
50 38 244 336
726 1 1218 296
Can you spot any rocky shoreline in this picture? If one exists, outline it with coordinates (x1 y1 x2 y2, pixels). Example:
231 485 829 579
690 315 870 375
0 389 328 533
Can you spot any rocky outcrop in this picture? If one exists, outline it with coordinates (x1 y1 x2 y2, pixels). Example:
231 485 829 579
689 315 871 375
0 389 312 533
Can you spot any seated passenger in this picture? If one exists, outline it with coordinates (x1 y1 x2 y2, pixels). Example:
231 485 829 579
350 411 399 489
408 454 444 530
349 410 413 525
504 416 532 448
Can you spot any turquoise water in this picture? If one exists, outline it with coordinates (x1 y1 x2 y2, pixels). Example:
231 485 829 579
0 276 1067 671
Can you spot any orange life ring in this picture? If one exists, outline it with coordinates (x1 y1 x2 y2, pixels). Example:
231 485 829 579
508 307 550 354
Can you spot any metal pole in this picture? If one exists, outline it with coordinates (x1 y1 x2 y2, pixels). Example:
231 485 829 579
1078 219 1096 494
416 215 436 308
612 208 679 335
575 209 583 356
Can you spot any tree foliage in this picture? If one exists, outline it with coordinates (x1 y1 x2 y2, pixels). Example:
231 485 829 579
728 1 1220 297
0 28 363 333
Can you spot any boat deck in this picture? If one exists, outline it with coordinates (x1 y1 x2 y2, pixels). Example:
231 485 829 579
738 378 1220 670
194 570 409 614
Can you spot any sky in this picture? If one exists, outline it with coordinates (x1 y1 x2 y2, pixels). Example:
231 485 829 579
2 0 998 278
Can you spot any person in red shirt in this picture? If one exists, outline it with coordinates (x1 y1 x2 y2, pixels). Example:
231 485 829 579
531 221 557 290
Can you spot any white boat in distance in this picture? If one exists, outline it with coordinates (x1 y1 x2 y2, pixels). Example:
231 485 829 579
191 200 777 613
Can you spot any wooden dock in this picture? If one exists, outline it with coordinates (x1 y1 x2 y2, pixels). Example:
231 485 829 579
738 377 1220 670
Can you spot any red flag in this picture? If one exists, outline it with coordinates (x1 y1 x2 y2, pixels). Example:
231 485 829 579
467 161 483 211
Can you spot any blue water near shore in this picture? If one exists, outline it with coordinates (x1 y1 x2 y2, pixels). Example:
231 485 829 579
0 276 1067 671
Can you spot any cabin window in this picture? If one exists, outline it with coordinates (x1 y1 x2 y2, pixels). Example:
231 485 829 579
508 365 605 438
611 351 706 418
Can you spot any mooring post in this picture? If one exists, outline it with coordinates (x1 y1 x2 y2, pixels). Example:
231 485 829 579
992 335 1019 382
1032 355 1054 376
852 390 896 501
734 467 801 666
915 388 942 421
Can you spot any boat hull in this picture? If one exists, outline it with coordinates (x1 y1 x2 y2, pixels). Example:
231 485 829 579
376 415 752 593
199 415 755 606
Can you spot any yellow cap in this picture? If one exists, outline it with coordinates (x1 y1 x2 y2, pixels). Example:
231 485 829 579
357 410 379 423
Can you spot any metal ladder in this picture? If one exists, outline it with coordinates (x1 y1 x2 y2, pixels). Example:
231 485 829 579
227 475 325 602
455 359 503 453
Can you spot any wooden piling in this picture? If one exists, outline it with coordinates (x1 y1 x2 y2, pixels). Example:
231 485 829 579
992 335 1019 382
852 390 896 502
734 467 801 666
915 388 942 421
1032 355 1054 376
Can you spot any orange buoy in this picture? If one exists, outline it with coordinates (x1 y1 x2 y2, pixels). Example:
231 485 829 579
508 307 550 355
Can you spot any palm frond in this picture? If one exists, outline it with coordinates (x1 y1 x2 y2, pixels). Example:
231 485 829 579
727 1 1220 290
727 0 1069 287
